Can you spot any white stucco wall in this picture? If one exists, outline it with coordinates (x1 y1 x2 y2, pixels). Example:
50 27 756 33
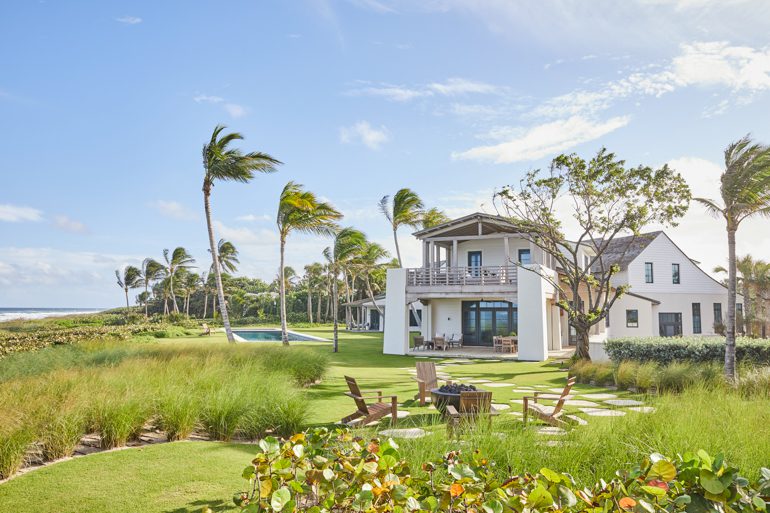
429 299 462 339
456 237 539 268
383 268 409 355
517 264 554 361
606 294 656 338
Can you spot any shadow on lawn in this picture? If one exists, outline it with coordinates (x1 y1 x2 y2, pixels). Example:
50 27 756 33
164 499 235 513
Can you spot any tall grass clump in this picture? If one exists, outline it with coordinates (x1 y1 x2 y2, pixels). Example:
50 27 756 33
739 367 770 398
91 399 151 449
634 361 658 392
39 412 86 460
155 391 200 442
613 361 638 390
0 426 34 479
657 361 695 393
200 388 247 441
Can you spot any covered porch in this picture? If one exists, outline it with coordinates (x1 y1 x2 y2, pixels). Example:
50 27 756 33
407 345 575 361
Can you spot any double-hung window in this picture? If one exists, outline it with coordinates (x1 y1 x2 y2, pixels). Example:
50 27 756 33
626 309 639 328
645 262 654 283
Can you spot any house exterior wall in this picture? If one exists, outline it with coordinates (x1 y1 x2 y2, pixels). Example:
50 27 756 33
456 236 535 267
606 294 656 338
429 299 463 338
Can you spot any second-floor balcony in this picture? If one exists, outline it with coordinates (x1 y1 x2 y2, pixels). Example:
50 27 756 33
406 265 518 288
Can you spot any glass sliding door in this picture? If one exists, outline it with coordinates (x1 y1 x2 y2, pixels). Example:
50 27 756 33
461 301 517 346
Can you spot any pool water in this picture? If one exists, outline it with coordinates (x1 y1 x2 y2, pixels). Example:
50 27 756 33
233 329 325 342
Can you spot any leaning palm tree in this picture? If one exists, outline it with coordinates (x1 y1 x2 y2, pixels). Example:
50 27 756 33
421 207 450 230
695 135 770 382
137 258 165 317
115 265 142 310
355 240 390 317
212 239 240 274
163 247 195 314
379 188 424 267
277 181 343 345
202 125 281 343
715 255 763 336
324 228 366 353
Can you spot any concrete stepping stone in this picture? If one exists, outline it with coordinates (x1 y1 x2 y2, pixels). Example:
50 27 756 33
379 428 427 439
507 411 523 416
485 382 515 388
396 410 411 418
491 403 510 410
539 440 564 447
580 393 617 400
565 414 588 426
468 379 492 383
627 406 656 413
564 399 599 407
537 426 567 436
512 388 537 393
580 407 626 417
510 399 524 404
604 399 644 407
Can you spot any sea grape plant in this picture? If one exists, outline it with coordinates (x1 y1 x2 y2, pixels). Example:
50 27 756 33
233 427 770 513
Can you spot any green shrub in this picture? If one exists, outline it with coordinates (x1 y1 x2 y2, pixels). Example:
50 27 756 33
0 427 33 479
605 336 770 365
614 360 638 390
233 428 770 513
591 362 615 386
739 367 770 398
657 361 695 393
569 359 595 383
634 361 659 392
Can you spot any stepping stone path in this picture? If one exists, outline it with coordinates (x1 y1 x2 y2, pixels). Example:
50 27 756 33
468 379 492 384
564 399 600 407
537 426 567 436
512 389 537 393
628 406 656 413
579 393 617 400
379 428 427 439
485 382 515 388
509 399 524 404
604 399 644 407
508 411 523 416
579 407 626 417
491 403 510 410
396 410 411 418
565 414 588 426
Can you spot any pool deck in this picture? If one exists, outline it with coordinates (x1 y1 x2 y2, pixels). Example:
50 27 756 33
231 328 329 342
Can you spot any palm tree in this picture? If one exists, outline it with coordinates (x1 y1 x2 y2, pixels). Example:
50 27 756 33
715 255 764 335
355 240 390 317
379 188 424 267
212 239 240 274
181 271 200 317
115 265 141 310
324 228 366 352
202 125 281 343
137 258 165 317
163 247 195 314
277 181 342 345
695 135 770 382
421 207 450 229
303 263 325 324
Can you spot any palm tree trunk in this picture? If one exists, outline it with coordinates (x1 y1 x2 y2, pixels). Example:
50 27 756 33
204 187 235 343
307 287 313 323
365 277 384 316
316 292 322 324
279 236 290 346
725 227 738 382
203 290 208 318
393 227 403 267
333 271 339 353
144 283 149 318
742 280 751 336
170 271 179 313
124 288 130 310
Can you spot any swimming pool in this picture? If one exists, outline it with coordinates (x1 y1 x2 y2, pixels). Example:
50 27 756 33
232 329 327 342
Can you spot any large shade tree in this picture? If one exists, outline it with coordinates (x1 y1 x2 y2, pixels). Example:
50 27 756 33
163 247 195 314
277 181 343 345
695 135 770 382
495 148 690 360
202 125 281 343
115 265 142 310
324 227 366 353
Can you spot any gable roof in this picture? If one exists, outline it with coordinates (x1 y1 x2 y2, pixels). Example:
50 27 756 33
412 212 520 239
598 231 663 270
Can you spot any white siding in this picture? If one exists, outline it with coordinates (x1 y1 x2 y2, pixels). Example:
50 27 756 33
606 294 656 339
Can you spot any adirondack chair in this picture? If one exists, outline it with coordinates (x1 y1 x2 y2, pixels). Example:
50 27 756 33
200 323 211 336
522 377 577 428
341 376 398 427
412 361 451 406
446 390 499 437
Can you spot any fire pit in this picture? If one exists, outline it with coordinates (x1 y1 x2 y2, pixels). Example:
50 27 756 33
430 383 479 415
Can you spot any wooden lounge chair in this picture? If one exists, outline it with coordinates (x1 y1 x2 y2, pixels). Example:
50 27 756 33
200 323 211 336
341 376 397 427
412 361 451 406
446 390 499 437
413 336 425 351
522 377 577 428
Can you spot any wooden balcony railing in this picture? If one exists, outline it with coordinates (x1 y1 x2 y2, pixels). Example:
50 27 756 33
406 265 518 287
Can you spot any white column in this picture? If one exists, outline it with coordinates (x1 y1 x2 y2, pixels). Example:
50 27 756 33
504 237 510 265
517 264 555 361
383 268 409 355
428 241 435 269
452 239 458 269
422 241 429 267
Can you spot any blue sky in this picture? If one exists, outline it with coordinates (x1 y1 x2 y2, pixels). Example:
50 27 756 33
2 0 770 307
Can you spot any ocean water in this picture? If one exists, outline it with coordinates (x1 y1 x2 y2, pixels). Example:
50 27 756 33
0 308 106 323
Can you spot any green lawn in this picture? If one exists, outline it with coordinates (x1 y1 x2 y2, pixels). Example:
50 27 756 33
3 327 768 513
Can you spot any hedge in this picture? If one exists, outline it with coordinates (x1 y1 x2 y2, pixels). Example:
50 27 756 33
604 336 770 365
231 427 770 513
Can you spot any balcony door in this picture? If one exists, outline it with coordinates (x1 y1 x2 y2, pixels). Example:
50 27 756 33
462 301 517 346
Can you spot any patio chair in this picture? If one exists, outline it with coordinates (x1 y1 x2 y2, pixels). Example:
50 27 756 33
500 337 516 353
448 334 464 348
413 336 425 351
493 336 502 352
341 376 398 427
199 323 211 336
522 377 577 428
412 361 451 406
433 336 447 351
446 390 499 437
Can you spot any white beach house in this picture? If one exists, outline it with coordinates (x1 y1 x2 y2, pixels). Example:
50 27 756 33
382 213 740 361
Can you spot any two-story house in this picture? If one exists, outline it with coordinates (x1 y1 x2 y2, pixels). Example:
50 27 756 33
381 213 738 362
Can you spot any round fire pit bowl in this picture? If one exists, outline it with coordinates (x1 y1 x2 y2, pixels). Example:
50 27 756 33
430 384 480 415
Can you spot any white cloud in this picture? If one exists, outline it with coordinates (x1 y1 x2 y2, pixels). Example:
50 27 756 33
115 16 142 25
671 41 770 92
236 214 272 222
453 115 630 163
349 77 501 102
427 78 501 96
224 103 247 118
213 221 278 245
193 94 248 119
0 204 43 222
347 0 396 13
353 84 431 102
53 215 88 234
152 200 197 221
340 121 390 150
